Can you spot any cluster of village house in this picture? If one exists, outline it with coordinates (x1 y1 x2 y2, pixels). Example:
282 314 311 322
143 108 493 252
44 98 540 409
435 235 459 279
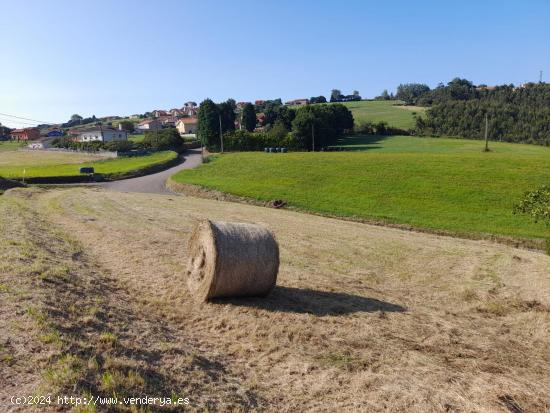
5 98 309 147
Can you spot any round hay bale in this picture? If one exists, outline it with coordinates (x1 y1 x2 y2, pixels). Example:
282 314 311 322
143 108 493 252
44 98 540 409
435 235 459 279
186 220 279 301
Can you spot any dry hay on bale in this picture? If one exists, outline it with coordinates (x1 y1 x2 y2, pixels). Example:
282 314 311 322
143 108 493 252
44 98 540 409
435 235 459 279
186 220 279 301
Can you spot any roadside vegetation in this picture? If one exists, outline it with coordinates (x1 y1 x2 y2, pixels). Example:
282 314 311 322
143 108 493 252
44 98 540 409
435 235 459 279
172 136 550 241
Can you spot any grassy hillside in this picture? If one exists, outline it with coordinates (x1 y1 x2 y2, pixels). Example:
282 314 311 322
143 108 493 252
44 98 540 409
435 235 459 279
338 100 426 129
172 136 550 240
0 150 177 179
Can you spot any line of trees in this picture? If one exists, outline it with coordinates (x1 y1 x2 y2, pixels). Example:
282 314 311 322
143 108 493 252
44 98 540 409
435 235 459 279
197 98 353 152
415 80 550 146
197 99 238 149
330 89 361 102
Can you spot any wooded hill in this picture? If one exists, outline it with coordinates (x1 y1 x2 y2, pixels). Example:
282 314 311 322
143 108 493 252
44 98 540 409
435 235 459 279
410 79 550 146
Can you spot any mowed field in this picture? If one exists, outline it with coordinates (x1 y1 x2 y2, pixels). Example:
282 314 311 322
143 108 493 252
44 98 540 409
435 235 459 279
0 150 177 179
339 100 426 129
0 141 26 152
172 136 550 241
1 187 549 412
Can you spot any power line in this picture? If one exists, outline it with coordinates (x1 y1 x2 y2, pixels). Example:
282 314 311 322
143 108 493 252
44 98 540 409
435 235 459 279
0 115 43 127
0 111 56 124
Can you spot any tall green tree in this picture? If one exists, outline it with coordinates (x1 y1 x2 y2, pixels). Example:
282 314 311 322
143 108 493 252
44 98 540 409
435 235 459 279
267 120 289 145
197 99 220 149
118 120 135 133
276 106 296 130
242 103 256 132
310 96 327 104
330 89 342 102
291 104 353 150
395 83 431 105
218 100 236 133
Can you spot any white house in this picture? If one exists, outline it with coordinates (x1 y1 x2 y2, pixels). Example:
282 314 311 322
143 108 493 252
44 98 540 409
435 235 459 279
137 119 162 132
74 127 128 143
176 117 198 135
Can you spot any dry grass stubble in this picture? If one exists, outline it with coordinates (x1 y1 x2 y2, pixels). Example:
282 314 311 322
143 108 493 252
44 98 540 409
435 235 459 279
2 186 550 412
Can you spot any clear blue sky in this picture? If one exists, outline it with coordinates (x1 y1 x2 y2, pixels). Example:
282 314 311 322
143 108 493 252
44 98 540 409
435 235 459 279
1 0 549 127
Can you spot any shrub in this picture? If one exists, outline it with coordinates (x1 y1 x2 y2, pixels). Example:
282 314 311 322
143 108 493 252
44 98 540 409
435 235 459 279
103 140 133 152
266 120 290 146
354 121 410 136
222 130 299 152
142 128 183 151
514 186 550 225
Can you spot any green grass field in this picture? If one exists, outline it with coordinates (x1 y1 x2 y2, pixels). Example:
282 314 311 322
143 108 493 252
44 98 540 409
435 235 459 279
0 150 177 179
337 100 426 130
0 141 26 152
129 134 145 142
172 136 550 240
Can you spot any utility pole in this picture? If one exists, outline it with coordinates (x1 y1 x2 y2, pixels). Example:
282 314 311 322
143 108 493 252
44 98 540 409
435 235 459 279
311 123 315 152
218 113 224 153
484 113 489 152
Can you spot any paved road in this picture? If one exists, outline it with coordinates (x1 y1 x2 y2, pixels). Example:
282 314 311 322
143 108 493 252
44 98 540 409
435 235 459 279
100 148 202 194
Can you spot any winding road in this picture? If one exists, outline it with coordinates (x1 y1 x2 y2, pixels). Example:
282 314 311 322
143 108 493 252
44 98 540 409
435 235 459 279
99 148 202 194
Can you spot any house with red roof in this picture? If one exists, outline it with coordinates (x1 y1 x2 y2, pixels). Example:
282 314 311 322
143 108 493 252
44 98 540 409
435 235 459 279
10 128 40 141
285 98 309 106
137 119 162 132
176 117 198 135
153 110 169 118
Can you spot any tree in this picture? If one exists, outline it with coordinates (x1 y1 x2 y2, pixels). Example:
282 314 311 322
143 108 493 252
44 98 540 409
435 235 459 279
267 120 289 144
242 103 256 132
310 96 327 104
263 100 282 126
416 81 550 146
291 108 316 150
330 103 354 132
395 83 431 105
291 104 353 150
118 120 135 133
376 90 391 100
226 98 237 110
197 98 221 149
143 128 183 151
0 123 11 139
330 89 342 102
276 105 296 130
353 90 360 96
218 100 236 134
70 114 83 122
